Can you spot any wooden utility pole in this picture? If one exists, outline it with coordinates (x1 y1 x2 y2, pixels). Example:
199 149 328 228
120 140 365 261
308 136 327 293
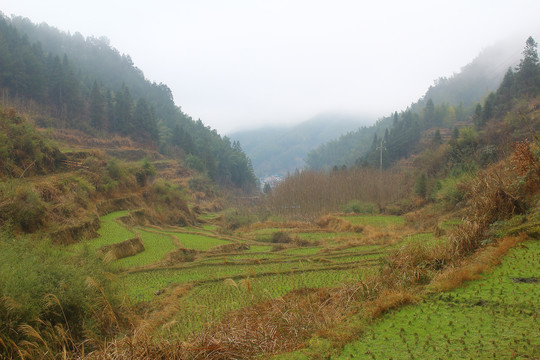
379 138 384 177
376 138 385 207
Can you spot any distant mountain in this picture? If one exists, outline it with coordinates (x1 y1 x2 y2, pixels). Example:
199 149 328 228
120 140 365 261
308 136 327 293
230 113 373 178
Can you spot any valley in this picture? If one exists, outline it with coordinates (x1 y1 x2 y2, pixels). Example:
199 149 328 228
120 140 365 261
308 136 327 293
0 12 539 360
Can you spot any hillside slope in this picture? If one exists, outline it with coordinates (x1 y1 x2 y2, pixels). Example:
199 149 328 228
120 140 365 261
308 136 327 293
0 14 257 190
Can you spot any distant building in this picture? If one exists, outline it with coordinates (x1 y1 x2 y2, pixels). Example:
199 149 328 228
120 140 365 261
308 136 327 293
260 174 283 190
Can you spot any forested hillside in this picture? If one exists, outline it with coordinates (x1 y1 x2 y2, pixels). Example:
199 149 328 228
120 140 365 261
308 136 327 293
0 14 256 190
306 38 524 171
358 36 540 171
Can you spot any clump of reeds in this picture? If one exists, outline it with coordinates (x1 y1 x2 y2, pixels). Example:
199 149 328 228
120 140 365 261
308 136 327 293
161 248 197 265
316 215 363 233
382 241 453 288
430 233 528 292
209 242 250 253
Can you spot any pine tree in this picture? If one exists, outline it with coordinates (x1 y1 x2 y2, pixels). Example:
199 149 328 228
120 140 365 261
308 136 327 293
515 36 540 97
114 84 133 134
134 97 158 142
89 81 106 130
432 129 442 146
424 98 435 125
414 173 428 199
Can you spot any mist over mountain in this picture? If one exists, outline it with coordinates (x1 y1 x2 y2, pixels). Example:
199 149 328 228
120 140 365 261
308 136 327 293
230 113 374 178
306 36 528 171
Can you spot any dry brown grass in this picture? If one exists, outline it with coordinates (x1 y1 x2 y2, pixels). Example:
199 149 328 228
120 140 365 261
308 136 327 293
316 215 363 233
138 284 193 336
74 286 361 360
448 161 522 256
364 289 418 320
244 220 314 232
98 236 145 261
209 243 250 253
47 128 136 149
382 241 453 287
430 233 528 292
264 168 411 220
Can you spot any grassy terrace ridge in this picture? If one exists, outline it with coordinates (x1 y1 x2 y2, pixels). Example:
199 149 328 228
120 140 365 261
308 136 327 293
70 210 133 252
116 228 177 268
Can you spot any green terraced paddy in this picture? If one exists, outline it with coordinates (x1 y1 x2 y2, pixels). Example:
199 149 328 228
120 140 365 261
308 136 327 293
440 218 463 230
116 228 178 268
86 210 409 342
223 253 283 260
295 231 363 242
245 245 274 253
283 247 324 255
335 239 540 359
170 226 215 235
343 214 405 227
71 210 133 252
124 254 379 302
166 232 232 251
162 266 378 338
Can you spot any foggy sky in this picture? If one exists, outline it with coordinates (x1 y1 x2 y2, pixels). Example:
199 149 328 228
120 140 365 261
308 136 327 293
2 0 540 133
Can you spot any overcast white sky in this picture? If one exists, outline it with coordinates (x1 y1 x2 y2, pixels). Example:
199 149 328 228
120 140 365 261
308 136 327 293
2 0 540 133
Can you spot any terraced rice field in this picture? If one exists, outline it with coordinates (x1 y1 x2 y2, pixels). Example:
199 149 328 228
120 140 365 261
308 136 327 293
84 211 446 338
335 239 540 359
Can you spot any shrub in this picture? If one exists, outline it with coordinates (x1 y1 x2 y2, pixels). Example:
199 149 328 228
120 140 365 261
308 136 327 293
223 208 257 230
434 176 467 210
342 200 376 214
0 109 64 177
136 158 156 187
511 139 540 198
106 158 126 180
188 175 215 194
384 204 403 215
271 231 292 243
0 181 46 232
0 234 121 357
448 159 525 256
